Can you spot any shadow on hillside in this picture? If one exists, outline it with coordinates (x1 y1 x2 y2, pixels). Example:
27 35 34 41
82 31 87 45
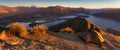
47 31 118 50
47 31 99 47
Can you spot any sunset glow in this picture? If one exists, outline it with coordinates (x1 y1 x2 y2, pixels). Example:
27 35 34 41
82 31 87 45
0 0 120 8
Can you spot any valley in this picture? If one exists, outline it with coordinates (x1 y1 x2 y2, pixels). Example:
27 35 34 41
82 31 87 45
0 5 120 50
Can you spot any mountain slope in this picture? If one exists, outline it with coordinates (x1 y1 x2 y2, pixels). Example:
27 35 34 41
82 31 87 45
0 5 17 13
93 9 120 21
0 16 120 50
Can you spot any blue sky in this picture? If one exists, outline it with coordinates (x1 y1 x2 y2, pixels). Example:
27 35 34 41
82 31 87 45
0 0 120 8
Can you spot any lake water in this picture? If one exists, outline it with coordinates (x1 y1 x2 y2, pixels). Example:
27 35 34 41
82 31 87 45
58 15 120 31
8 14 120 31
86 16 120 31
59 16 76 19
35 20 47 23
33 15 120 31
44 20 66 27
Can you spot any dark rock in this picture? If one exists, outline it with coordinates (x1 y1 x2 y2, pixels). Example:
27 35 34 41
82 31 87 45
49 16 101 32
79 30 104 47
0 25 8 32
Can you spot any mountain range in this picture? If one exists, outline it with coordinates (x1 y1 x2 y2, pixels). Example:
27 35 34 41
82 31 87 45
0 5 89 17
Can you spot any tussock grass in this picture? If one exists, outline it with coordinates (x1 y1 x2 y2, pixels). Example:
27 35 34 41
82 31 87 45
9 22 28 37
30 24 48 35
60 27 74 33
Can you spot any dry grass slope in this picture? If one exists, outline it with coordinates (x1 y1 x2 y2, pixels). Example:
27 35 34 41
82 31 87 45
60 27 74 33
0 22 119 50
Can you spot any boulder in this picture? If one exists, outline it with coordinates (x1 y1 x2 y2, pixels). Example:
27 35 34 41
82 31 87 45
79 30 104 47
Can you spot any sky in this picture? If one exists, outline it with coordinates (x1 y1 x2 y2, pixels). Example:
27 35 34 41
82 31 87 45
0 0 120 8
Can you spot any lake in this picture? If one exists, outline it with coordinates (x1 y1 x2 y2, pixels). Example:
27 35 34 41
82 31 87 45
8 14 120 31
58 15 120 31
86 16 120 31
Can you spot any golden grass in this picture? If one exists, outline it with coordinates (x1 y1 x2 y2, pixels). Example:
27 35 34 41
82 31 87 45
9 22 28 37
115 36 120 40
60 27 74 33
30 24 48 35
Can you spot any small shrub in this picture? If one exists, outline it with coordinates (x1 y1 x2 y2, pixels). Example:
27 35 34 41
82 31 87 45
9 22 28 37
30 24 48 35
60 27 74 33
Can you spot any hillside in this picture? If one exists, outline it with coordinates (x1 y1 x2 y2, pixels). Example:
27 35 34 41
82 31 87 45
93 9 120 21
0 5 39 17
0 16 120 50
0 5 17 17
0 5 17 13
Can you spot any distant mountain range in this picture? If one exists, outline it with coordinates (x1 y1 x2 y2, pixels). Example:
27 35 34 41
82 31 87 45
0 5 89 17
0 5 120 25
0 5 39 17
0 5 17 13
93 9 120 21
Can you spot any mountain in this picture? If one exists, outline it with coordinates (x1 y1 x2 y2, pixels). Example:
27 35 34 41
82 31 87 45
49 16 104 33
0 5 17 13
93 9 120 21
31 6 89 17
0 5 18 17
0 5 39 17
0 5 89 17
0 5 90 25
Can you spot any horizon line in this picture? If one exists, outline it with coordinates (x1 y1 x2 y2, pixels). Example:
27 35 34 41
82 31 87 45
1 4 120 9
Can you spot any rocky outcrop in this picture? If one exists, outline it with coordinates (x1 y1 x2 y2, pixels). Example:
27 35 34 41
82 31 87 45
49 16 106 47
79 30 104 47
49 16 102 32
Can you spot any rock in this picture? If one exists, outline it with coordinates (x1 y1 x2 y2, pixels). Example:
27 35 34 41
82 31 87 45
49 16 102 32
78 30 105 47
0 25 8 32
